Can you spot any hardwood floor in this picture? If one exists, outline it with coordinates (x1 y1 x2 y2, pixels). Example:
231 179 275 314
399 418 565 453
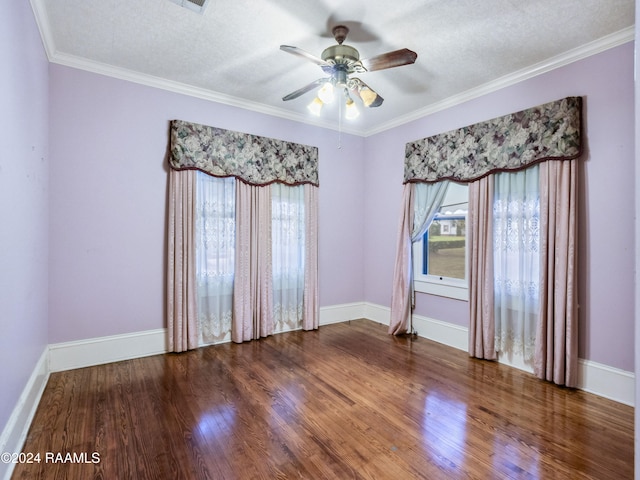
13 320 633 479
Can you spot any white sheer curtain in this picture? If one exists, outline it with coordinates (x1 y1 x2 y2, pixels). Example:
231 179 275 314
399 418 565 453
195 172 236 345
272 183 305 332
412 181 450 241
493 165 540 360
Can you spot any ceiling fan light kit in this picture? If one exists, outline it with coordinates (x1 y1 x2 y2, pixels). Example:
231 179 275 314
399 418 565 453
317 83 335 104
280 25 417 120
307 97 324 116
344 96 360 120
352 80 383 108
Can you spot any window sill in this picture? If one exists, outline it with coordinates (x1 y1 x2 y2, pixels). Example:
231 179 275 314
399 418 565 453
414 278 468 301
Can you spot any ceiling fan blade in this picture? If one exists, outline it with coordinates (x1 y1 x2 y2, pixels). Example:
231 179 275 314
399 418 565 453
280 45 331 67
360 48 417 72
282 78 328 101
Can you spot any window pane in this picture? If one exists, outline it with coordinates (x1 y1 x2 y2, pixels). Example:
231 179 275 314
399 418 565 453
424 183 468 280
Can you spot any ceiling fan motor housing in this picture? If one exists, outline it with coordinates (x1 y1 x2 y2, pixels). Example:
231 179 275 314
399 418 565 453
321 44 361 85
322 44 360 64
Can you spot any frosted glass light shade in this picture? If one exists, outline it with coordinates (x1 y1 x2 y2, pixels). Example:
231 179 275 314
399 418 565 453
307 97 323 116
345 98 359 119
317 83 335 104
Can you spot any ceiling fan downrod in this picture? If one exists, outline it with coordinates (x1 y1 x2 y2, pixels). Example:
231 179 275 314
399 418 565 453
321 26 361 71
332 25 349 45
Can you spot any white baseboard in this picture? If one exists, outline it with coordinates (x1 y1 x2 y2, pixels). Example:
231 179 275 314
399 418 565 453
45 303 370 372
364 302 469 350
48 328 167 372
47 306 363 373
0 348 49 480
320 302 367 325
578 359 635 406
362 302 389 325
361 302 635 406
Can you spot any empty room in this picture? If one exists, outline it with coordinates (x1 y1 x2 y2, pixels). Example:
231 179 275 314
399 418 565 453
1 0 638 479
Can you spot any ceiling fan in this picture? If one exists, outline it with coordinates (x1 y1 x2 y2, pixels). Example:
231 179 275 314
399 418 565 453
280 25 417 119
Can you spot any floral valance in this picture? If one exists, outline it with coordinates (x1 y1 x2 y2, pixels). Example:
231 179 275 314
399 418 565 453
404 96 582 183
169 120 319 186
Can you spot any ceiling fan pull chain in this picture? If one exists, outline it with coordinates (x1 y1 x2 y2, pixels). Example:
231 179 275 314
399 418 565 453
338 95 343 149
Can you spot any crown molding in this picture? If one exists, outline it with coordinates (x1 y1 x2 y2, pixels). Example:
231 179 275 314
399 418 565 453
48 51 366 137
29 0 56 60
30 0 634 138
364 26 635 136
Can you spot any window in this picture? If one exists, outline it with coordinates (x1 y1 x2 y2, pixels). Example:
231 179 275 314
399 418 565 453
194 173 308 344
413 183 469 300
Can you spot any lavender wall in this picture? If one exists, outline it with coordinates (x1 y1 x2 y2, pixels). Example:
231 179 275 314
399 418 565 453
364 42 635 372
0 2 49 434
48 65 365 343
47 36 635 373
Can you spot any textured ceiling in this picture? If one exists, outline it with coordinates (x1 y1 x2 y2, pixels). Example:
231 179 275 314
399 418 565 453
31 0 634 136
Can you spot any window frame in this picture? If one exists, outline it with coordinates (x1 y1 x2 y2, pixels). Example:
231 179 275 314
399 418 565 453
413 204 469 301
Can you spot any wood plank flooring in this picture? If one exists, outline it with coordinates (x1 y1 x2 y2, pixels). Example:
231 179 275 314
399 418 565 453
13 320 633 479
